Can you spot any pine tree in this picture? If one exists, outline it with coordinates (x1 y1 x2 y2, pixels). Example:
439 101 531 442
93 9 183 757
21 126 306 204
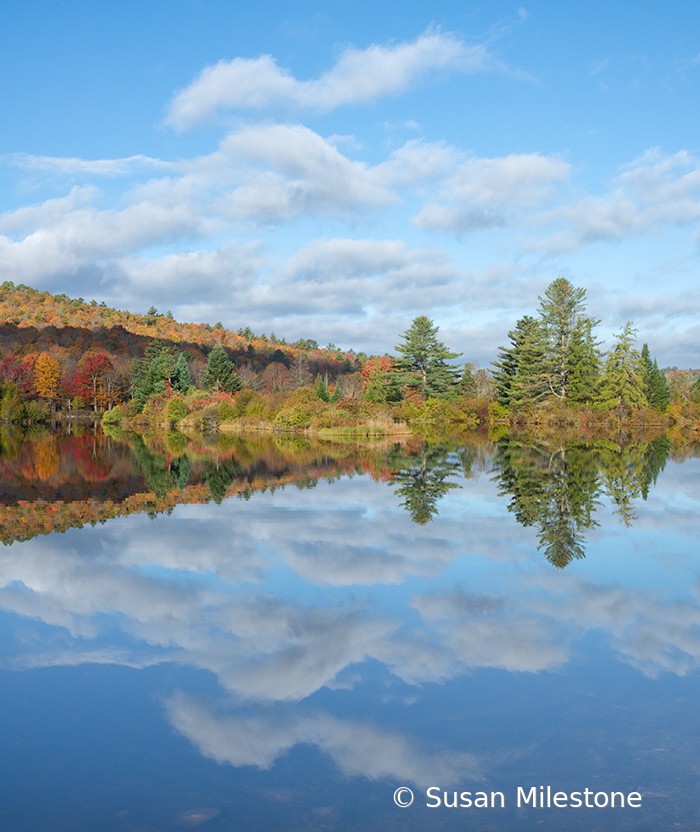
204 345 241 393
394 316 461 398
171 353 192 394
537 278 597 400
597 323 648 409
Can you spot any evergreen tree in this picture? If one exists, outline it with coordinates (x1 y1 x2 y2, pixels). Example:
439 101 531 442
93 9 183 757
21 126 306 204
204 345 241 393
641 344 671 410
492 317 548 407
597 323 648 409
132 342 174 411
394 316 461 397
314 374 330 402
171 353 192 394
509 319 549 407
492 320 527 405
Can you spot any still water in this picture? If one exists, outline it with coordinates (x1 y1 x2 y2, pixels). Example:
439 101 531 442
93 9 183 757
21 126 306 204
0 427 699 831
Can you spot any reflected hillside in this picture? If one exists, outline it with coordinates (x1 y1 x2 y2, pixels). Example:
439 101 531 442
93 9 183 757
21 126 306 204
0 426 424 545
1 425 694 566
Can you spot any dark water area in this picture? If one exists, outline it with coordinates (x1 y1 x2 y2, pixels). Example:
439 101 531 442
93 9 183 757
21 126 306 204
0 427 699 830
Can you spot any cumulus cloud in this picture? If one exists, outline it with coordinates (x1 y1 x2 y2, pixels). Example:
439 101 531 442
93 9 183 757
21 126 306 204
2 132 700 363
166 29 503 130
213 124 397 221
0 183 205 287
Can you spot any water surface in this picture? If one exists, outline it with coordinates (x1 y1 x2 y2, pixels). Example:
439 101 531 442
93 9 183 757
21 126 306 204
1 428 699 830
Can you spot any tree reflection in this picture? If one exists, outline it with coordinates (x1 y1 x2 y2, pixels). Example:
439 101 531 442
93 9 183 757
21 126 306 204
492 435 671 567
388 444 473 525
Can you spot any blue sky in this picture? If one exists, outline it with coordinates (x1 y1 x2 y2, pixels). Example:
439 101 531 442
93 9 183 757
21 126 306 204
1 0 699 366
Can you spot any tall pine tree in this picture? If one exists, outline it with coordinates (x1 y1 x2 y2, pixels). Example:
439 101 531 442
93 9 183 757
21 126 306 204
537 278 598 400
394 316 461 398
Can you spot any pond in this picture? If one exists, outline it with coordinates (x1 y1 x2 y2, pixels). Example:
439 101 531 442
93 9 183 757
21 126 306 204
0 426 699 830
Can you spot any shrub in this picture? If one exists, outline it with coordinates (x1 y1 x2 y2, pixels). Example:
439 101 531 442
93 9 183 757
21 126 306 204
102 406 124 426
273 407 311 430
0 385 26 424
217 401 236 421
25 400 51 423
166 397 189 423
488 401 509 421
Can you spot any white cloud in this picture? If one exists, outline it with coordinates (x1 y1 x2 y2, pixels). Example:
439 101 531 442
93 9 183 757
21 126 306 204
411 152 570 234
166 29 502 130
527 148 700 254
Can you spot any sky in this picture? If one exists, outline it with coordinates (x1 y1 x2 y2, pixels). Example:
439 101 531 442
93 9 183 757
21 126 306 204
1 0 699 366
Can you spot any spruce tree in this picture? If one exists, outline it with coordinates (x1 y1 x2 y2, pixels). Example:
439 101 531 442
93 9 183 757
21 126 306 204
132 342 174 411
314 374 330 402
204 345 241 393
171 353 192 394
641 344 671 410
597 323 648 409
394 316 461 397
492 316 547 407
509 319 549 407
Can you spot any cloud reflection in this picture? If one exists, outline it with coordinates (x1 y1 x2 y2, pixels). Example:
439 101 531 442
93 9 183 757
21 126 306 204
165 692 481 787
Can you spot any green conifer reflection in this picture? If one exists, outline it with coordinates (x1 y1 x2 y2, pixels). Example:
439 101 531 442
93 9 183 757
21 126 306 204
492 435 671 566
388 444 473 525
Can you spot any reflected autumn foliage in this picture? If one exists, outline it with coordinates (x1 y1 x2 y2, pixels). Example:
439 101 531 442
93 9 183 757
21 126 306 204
0 428 420 544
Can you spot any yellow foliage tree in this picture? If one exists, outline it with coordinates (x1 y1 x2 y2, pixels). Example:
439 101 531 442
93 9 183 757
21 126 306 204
33 352 61 402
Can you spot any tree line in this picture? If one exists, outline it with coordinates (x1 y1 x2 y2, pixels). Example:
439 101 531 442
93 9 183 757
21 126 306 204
1 278 699 427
